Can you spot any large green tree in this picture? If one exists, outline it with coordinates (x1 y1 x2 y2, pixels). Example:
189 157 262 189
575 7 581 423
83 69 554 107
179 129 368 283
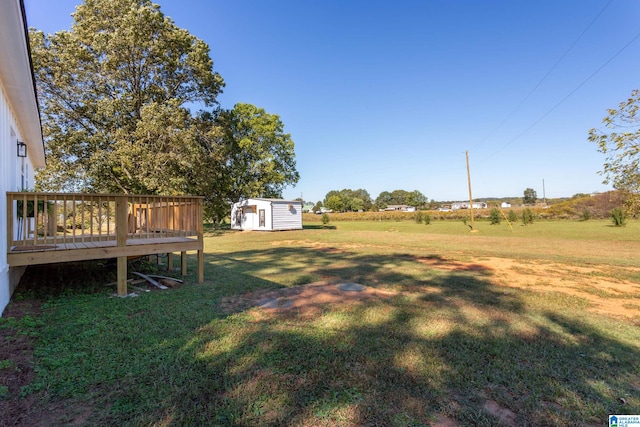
523 188 537 205
323 189 372 212
216 103 299 203
589 89 640 194
324 195 344 212
374 189 427 209
30 0 224 193
30 0 298 222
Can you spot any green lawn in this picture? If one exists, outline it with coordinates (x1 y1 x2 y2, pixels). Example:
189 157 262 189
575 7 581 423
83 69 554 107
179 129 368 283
2 219 639 426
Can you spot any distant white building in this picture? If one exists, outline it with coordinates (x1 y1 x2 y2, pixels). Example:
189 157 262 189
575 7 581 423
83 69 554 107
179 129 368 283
451 202 488 210
383 204 416 212
231 198 303 231
501 202 511 208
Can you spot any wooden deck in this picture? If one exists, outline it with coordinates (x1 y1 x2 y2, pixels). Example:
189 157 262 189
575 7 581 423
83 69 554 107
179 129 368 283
6 192 204 295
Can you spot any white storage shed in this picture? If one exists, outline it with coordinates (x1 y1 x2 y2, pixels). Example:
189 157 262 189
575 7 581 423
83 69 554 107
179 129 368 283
231 198 303 231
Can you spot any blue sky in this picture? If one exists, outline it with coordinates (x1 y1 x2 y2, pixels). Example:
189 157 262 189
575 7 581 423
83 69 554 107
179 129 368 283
23 0 640 203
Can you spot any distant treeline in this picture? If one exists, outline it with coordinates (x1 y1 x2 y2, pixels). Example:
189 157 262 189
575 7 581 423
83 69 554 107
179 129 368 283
304 191 632 222
304 188 615 214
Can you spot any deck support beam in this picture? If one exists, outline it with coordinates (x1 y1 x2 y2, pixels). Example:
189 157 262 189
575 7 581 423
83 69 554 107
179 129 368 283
117 256 127 296
196 198 204 283
181 251 187 276
167 252 174 271
116 196 128 296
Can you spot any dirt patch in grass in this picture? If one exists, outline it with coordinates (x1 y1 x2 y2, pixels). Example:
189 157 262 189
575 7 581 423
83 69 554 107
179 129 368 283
271 240 640 320
0 301 40 427
220 279 397 318
483 399 517 426
413 254 640 320
1 300 95 427
476 257 640 320
220 254 640 321
415 255 493 272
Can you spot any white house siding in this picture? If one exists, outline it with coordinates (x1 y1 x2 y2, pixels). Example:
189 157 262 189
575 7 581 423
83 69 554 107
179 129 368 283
0 0 45 316
0 81 34 315
451 202 488 210
0 83 11 316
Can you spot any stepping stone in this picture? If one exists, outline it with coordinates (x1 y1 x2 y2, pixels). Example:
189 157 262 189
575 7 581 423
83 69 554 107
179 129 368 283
338 282 366 292
259 298 293 308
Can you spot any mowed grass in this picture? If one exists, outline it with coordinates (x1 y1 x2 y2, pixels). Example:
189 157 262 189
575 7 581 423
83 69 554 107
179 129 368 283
2 219 640 426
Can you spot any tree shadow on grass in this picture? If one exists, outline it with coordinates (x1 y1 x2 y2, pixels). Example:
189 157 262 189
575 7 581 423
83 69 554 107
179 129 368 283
145 246 639 425
167 277 638 426
205 247 495 296
7 246 640 426
302 224 337 230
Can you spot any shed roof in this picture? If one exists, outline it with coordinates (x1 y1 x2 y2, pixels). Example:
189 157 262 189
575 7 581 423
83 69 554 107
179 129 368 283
240 198 302 204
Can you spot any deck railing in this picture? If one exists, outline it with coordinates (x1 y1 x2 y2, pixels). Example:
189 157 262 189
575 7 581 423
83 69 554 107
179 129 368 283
7 192 203 249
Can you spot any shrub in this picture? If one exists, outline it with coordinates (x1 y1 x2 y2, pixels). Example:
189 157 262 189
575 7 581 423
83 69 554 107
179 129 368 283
611 207 626 227
489 208 501 225
507 210 518 223
321 213 330 225
16 200 49 217
522 208 534 225
623 193 640 218
415 211 423 224
546 190 627 220
423 212 431 225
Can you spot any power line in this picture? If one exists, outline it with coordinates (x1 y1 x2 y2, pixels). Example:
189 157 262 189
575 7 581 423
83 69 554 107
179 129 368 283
469 0 613 152
489 27 640 156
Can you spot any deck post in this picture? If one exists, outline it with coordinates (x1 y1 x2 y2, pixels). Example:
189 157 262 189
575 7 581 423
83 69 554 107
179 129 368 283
116 196 129 296
181 251 187 276
117 257 127 295
198 250 204 283
48 202 56 237
167 252 174 271
6 194 12 250
197 199 204 283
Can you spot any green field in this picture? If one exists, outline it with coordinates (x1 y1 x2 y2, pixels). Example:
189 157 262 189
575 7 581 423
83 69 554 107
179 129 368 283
1 219 639 426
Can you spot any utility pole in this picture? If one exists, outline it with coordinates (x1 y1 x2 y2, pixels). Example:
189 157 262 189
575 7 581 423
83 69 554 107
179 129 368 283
542 179 546 205
466 150 476 232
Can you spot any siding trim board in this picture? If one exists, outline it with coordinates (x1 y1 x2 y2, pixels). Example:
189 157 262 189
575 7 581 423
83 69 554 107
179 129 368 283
0 0 46 316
